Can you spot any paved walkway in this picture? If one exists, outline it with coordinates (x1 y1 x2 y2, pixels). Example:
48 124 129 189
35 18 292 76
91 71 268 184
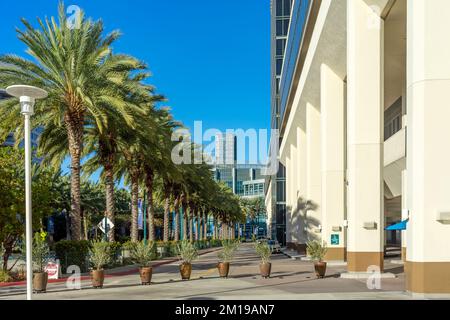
0 243 427 300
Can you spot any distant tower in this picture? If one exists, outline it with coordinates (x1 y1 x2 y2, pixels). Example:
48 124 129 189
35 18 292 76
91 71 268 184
215 132 236 165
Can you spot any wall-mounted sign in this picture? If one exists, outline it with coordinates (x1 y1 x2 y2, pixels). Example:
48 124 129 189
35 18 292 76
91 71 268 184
331 234 340 245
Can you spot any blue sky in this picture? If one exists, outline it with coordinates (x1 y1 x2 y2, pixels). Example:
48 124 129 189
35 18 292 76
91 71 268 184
1 0 271 179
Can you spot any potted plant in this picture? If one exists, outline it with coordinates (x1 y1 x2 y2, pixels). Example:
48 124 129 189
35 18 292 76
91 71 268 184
32 232 50 293
217 240 239 278
89 240 112 288
255 241 272 278
129 240 156 285
176 240 198 280
306 240 328 278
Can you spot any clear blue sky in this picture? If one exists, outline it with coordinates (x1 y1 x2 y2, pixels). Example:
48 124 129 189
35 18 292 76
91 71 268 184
0 0 271 178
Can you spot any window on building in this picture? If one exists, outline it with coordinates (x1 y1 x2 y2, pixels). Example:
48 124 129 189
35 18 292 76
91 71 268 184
276 58 283 75
276 20 283 36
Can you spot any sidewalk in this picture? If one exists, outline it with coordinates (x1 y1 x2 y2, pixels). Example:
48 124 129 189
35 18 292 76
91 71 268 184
0 246 221 288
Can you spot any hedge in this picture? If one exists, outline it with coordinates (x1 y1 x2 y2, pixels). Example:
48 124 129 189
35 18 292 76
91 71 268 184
54 240 90 273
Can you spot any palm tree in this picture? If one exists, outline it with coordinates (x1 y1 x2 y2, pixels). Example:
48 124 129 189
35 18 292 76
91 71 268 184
0 4 145 240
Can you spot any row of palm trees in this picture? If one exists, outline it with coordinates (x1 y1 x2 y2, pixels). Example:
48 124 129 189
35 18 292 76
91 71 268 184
0 3 245 242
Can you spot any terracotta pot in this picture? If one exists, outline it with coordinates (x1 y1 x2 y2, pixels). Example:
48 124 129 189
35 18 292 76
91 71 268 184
180 263 192 280
33 272 48 293
259 262 271 278
139 267 153 285
314 261 327 278
91 269 105 288
217 262 230 278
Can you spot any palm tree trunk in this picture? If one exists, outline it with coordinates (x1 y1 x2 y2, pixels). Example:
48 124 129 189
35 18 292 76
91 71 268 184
198 212 204 240
105 164 115 242
213 218 217 240
66 113 83 241
203 211 207 241
163 195 170 242
83 213 88 240
189 212 194 243
174 196 180 241
182 202 188 241
130 173 139 242
195 213 202 241
145 168 155 241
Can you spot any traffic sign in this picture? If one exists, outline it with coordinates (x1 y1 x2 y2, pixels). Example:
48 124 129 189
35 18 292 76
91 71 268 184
98 217 114 234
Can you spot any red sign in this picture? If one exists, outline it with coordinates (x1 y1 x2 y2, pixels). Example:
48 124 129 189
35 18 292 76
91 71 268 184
45 262 59 279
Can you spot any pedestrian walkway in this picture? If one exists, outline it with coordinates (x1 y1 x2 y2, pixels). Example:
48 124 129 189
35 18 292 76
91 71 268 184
0 243 428 300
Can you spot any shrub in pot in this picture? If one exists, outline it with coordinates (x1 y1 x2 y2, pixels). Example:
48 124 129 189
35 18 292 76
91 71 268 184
128 240 156 285
89 240 112 288
176 240 198 280
306 240 328 279
255 241 272 278
32 232 50 293
217 240 239 278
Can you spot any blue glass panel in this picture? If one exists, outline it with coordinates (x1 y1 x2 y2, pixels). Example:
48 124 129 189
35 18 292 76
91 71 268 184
279 0 311 123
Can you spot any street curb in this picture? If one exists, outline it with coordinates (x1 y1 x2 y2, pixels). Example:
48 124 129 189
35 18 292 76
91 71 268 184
0 248 220 288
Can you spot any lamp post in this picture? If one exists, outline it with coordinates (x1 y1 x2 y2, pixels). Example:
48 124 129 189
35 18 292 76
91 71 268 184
6 85 48 301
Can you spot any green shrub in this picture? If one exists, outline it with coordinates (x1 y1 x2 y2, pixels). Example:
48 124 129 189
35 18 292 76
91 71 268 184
211 239 222 247
108 242 123 266
176 240 198 265
218 240 239 263
0 270 11 283
306 240 328 262
128 241 156 267
32 232 50 272
255 241 272 264
55 240 90 273
89 240 112 270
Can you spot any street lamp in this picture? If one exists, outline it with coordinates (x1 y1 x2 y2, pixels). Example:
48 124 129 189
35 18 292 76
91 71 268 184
6 85 48 301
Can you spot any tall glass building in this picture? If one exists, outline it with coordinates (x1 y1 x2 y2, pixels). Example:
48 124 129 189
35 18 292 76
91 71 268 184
211 133 267 238
0 89 43 153
266 0 292 246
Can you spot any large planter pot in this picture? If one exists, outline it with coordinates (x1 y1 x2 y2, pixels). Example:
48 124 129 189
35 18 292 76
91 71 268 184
217 262 230 278
314 261 327 279
33 272 48 293
139 267 153 285
91 269 105 288
259 262 271 279
180 263 192 280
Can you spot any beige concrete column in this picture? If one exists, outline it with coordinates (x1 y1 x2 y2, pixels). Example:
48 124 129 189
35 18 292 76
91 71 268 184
296 124 308 248
320 64 346 261
405 0 450 295
346 0 384 272
306 103 322 242
401 170 408 261
284 148 293 247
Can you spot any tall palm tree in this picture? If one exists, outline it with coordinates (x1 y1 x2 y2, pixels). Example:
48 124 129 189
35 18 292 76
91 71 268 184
0 4 145 240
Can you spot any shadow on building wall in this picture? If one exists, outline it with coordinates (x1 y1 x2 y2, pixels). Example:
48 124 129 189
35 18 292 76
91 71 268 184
286 196 320 254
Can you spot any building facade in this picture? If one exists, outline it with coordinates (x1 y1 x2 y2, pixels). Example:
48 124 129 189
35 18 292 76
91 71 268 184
265 0 450 295
1 89 43 151
212 133 267 237
266 0 293 246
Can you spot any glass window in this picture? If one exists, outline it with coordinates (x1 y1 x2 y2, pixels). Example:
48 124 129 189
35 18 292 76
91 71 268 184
284 19 290 35
276 0 283 16
276 181 286 201
276 20 283 36
276 39 283 56
284 0 292 16
276 58 283 75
